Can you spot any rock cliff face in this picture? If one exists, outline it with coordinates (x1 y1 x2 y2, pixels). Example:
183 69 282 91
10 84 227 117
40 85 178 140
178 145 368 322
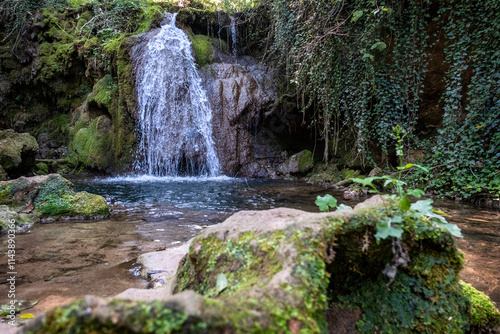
200 55 283 177
0 5 292 177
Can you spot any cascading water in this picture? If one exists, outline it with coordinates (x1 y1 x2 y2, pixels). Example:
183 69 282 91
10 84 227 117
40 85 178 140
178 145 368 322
132 13 220 177
229 15 238 58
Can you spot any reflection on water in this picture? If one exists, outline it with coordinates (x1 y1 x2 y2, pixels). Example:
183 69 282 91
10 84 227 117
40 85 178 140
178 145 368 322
71 175 361 220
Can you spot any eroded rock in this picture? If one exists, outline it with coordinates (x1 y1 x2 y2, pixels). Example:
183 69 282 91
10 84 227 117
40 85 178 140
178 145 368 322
200 58 281 176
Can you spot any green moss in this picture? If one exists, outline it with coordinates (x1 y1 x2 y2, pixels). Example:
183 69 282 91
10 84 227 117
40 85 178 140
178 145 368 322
0 130 39 172
88 74 118 108
64 191 110 217
176 231 286 297
35 162 49 175
0 174 110 219
136 4 164 33
37 194 72 215
102 34 127 54
340 168 360 180
177 7 218 28
39 297 213 333
297 149 314 172
308 163 342 183
461 282 500 327
36 42 75 82
174 223 339 332
68 116 114 169
188 34 213 68
0 185 12 204
110 38 137 171
34 175 73 210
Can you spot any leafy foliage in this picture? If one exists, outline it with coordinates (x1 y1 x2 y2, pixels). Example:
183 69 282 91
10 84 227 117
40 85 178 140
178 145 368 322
315 126 462 243
267 0 499 200
0 0 68 40
189 0 260 12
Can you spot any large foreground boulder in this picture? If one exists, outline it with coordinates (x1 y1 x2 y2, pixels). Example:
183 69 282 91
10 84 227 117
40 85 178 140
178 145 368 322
0 129 39 179
21 197 499 333
0 174 109 232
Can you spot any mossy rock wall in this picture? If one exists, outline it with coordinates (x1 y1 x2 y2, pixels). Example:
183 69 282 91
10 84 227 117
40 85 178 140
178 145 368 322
0 130 39 179
21 196 500 333
0 2 273 175
0 4 156 173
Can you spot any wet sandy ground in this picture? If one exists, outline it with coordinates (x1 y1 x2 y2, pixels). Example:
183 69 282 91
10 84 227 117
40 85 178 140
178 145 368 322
0 211 208 317
452 208 500 304
0 188 498 321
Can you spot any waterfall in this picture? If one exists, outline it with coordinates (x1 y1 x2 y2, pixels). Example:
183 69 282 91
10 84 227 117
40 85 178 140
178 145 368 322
132 13 220 177
229 15 238 58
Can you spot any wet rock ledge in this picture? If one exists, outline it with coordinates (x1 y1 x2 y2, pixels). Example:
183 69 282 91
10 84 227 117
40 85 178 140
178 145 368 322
21 197 500 333
0 174 109 232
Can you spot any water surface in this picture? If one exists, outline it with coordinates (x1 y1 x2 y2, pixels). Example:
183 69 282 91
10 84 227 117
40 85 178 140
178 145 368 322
0 176 498 319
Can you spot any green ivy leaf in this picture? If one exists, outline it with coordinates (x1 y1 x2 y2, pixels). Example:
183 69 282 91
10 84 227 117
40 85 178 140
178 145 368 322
352 10 364 23
400 195 411 210
315 194 337 212
407 189 425 198
216 273 228 294
434 222 463 238
351 177 381 187
396 163 414 170
411 199 434 214
337 204 353 211
370 41 387 51
375 219 404 240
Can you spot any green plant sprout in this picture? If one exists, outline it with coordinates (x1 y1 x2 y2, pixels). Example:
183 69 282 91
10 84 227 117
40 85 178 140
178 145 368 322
315 125 462 243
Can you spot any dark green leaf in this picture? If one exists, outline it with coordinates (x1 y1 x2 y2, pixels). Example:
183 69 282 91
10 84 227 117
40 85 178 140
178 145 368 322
400 195 411 210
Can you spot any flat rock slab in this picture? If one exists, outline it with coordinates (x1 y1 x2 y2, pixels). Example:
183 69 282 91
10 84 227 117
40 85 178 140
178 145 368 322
114 240 192 299
138 240 192 279
113 241 192 300
113 284 175 301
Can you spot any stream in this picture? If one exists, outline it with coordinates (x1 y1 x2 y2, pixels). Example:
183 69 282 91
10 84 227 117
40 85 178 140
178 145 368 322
0 176 498 318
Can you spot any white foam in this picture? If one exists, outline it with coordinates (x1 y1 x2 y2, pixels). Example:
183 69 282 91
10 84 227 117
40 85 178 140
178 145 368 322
96 174 233 184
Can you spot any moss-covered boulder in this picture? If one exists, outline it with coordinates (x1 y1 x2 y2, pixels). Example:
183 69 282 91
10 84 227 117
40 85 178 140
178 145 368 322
0 130 39 179
0 174 109 231
278 149 314 175
21 196 499 333
68 115 114 170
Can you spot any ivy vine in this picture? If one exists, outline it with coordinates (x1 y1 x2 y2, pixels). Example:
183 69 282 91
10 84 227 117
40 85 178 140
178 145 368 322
267 0 499 200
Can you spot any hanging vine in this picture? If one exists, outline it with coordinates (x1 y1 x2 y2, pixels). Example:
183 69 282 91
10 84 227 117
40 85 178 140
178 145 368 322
267 0 499 200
